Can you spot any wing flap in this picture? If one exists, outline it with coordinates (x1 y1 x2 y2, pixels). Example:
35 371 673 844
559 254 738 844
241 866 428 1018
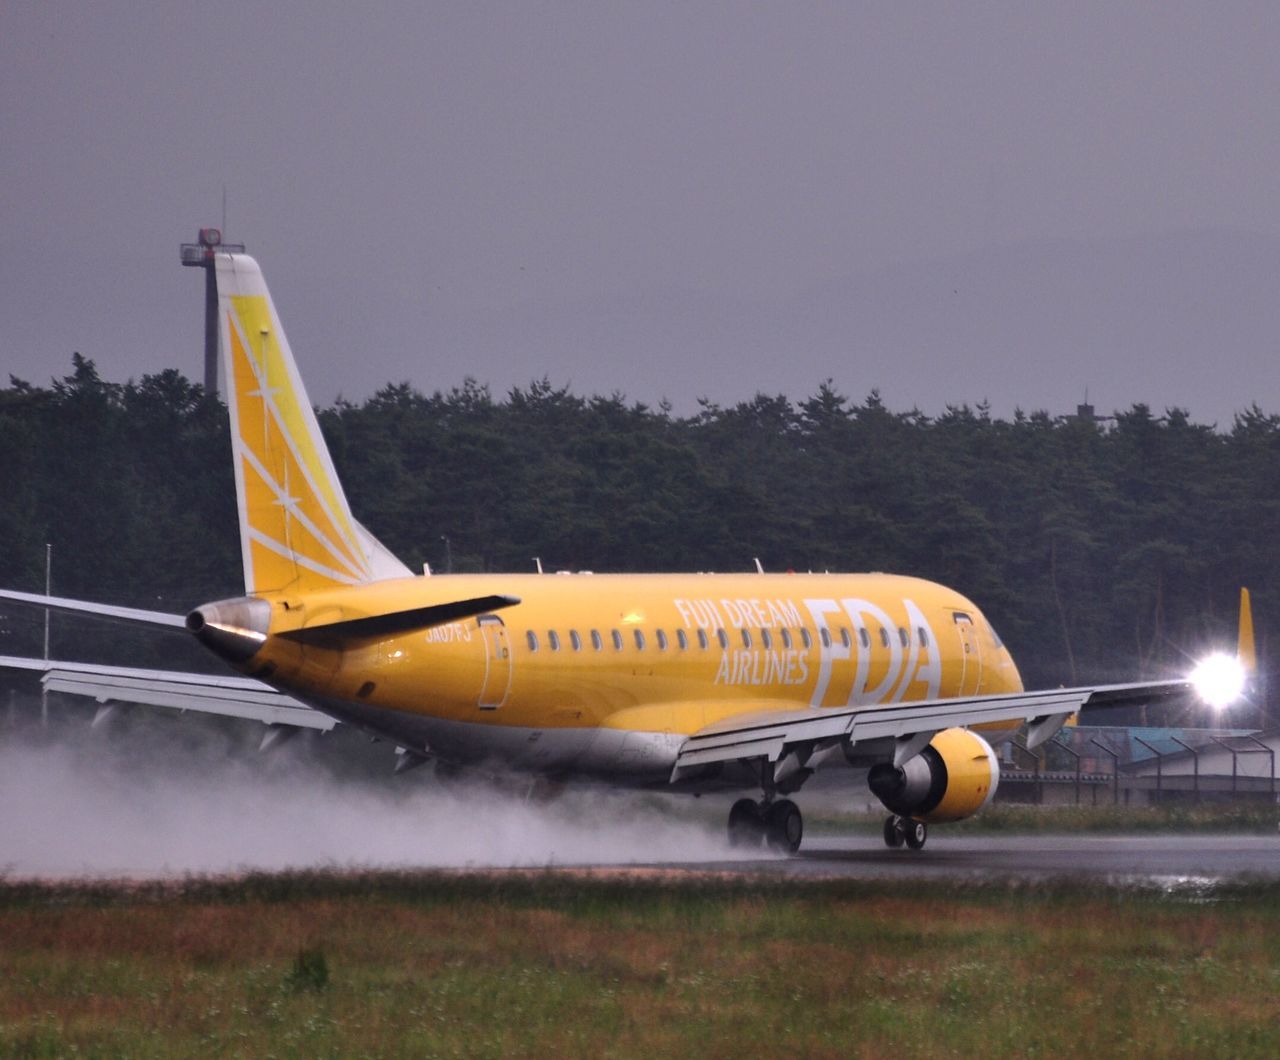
674 708 855 770
12 658 331 730
673 680 1191 776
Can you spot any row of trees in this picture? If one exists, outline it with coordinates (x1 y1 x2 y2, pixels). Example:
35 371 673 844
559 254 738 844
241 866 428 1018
1 356 1275 715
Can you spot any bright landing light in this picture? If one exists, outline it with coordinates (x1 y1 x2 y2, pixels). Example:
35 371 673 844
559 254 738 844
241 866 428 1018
1189 652 1246 709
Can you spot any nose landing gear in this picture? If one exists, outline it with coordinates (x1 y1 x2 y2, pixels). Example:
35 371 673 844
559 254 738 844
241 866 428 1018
727 797 804 854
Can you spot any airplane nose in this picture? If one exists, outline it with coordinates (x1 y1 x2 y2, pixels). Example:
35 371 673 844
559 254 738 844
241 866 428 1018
186 596 271 662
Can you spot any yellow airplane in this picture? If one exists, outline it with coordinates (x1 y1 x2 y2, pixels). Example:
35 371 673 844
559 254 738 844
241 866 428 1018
0 253 1249 854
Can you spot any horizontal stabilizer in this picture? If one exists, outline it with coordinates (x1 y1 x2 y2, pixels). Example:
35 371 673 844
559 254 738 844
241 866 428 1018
0 589 185 630
279 594 521 647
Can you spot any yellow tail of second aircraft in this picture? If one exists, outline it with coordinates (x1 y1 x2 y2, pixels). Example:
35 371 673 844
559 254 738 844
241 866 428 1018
215 255 408 595
1238 587 1257 674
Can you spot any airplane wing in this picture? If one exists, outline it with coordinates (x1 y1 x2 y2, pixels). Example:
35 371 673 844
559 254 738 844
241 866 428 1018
0 589 186 630
671 680 1191 780
0 592 330 736
0 656 331 733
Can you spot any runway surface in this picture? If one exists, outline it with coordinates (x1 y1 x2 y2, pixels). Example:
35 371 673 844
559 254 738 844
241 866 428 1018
676 833 1280 883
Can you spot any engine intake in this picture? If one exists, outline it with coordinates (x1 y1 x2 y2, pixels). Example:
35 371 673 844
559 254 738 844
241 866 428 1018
867 727 1000 823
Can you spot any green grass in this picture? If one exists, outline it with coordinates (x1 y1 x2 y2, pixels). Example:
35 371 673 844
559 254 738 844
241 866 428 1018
2 871 1280 1057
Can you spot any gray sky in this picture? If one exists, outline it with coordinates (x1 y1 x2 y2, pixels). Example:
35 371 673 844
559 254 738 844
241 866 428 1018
5 2 1280 422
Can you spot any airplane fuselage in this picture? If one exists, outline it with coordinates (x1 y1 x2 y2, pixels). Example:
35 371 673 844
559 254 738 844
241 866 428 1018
208 571 1023 781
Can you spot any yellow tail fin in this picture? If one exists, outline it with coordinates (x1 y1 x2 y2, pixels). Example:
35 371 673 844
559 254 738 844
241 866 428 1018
1238 587 1256 674
215 254 408 595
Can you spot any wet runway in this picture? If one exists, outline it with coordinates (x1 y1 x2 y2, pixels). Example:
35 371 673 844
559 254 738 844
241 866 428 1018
692 833 1280 882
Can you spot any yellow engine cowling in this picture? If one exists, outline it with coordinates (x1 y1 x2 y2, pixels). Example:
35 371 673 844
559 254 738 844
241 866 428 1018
866 727 1000 824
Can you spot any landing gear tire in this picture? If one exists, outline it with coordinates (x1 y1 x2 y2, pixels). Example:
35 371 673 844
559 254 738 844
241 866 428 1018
883 815 905 849
904 819 928 850
764 799 804 855
728 798 765 849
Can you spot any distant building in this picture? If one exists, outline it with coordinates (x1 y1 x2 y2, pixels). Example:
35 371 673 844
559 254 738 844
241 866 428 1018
999 725 1279 805
1067 401 1115 426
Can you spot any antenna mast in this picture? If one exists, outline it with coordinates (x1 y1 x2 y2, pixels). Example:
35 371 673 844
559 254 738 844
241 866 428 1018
180 226 246 397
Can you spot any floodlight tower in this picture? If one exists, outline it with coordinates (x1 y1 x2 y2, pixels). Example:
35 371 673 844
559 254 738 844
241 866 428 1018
180 228 245 397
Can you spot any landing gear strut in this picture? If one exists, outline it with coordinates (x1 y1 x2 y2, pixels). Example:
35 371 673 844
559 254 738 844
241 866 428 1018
882 815 927 851
727 798 804 854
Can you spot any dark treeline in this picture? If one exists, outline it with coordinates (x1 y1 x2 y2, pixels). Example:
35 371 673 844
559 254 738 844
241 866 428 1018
2 356 1276 714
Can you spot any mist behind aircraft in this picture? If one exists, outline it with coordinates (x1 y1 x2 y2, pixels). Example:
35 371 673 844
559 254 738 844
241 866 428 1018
0 706 731 878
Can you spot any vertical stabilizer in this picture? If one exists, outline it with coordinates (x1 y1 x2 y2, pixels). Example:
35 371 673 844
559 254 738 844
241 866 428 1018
1238 587 1257 674
215 253 409 595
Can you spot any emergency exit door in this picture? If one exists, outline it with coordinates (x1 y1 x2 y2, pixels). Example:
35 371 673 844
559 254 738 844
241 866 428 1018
477 614 512 709
953 611 983 696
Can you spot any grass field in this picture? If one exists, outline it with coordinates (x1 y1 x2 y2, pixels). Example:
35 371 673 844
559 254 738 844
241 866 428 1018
2 871 1279 1058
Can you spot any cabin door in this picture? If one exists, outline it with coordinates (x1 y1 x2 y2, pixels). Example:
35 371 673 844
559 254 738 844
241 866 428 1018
477 614 513 709
953 612 983 696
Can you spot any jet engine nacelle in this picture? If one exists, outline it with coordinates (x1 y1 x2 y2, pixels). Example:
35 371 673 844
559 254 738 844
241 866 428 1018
867 727 999 824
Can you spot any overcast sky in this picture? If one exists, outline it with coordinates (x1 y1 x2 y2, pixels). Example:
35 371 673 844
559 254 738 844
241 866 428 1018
5 2 1280 422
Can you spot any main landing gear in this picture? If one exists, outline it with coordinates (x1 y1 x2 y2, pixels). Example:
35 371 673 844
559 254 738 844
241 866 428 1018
882 814 927 850
727 797 804 854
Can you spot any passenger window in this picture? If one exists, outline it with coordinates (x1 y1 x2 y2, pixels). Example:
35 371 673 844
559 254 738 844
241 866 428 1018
879 627 889 648
717 628 729 649
656 629 668 650
761 629 772 650
697 629 709 650
676 629 688 650
898 627 909 647
918 627 929 648
569 630 582 652
591 629 603 651
859 628 870 649
526 631 539 652
548 630 561 651
741 629 752 649
820 628 831 648
611 629 623 651
800 628 812 649
840 627 851 649
634 629 646 650
780 628 792 649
